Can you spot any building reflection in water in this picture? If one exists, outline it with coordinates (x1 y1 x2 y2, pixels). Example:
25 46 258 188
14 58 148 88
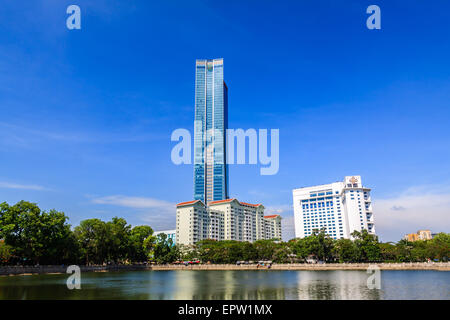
294 271 381 300
1 270 447 300
170 270 381 300
172 270 286 300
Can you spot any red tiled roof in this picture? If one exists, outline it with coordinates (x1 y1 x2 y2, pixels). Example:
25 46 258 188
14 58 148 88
264 215 280 219
209 198 236 205
209 199 262 207
176 200 203 207
240 202 262 207
178 198 263 208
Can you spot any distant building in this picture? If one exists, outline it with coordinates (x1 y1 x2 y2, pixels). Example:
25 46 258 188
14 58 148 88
417 229 432 240
154 229 176 245
404 233 419 242
176 199 282 245
404 230 432 242
293 175 376 240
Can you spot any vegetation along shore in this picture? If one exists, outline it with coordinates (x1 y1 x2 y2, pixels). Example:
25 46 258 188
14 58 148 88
1 201 449 269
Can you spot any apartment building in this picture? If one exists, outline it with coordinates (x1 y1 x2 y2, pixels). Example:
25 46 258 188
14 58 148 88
263 215 282 240
176 199 282 245
404 230 433 242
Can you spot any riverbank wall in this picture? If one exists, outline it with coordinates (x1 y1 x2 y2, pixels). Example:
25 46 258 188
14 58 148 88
0 264 148 276
1 262 449 276
151 262 450 271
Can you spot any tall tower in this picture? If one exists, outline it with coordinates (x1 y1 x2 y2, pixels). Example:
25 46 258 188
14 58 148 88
193 58 229 203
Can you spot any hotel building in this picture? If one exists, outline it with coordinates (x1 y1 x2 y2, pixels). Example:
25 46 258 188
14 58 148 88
193 58 229 204
176 199 282 245
293 176 376 240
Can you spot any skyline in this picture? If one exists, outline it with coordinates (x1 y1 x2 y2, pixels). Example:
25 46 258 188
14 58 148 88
1 1 450 242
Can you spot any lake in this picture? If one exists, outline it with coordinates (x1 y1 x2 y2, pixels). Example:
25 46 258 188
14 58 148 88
0 270 448 300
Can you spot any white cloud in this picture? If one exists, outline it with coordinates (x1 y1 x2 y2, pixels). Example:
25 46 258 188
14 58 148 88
91 195 176 231
0 181 47 191
91 195 174 209
373 185 450 242
265 204 292 215
0 121 164 150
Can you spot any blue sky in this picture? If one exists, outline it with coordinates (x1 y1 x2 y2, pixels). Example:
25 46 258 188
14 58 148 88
0 0 449 242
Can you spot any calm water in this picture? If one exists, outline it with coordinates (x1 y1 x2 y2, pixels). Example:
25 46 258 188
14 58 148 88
0 270 448 300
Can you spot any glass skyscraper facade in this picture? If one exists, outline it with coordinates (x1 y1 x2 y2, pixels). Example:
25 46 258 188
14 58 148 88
193 58 229 203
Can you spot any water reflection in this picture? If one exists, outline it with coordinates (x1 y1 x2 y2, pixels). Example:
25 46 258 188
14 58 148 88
293 271 381 300
172 271 287 300
0 270 447 300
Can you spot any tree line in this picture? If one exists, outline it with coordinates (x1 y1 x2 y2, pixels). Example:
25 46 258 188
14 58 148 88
0 201 449 265
0 201 177 265
186 230 449 264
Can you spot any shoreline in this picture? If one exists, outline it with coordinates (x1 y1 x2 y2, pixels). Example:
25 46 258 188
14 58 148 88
1 262 449 276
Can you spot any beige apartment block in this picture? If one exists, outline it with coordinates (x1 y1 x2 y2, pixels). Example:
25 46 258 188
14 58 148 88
263 215 282 240
404 229 433 242
176 199 282 245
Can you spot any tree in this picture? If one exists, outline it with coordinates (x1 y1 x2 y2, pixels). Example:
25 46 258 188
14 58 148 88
393 239 413 262
178 244 198 261
74 218 108 265
306 228 335 262
254 240 277 261
0 201 75 264
153 233 179 264
0 240 12 265
290 238 311 261
129 225 154 262
333 239 358 262
38 209 77 264
351 230 381 262
0 201 42 264
378 242 397 262
105 217 131 263
272 242 291 263
427 233 450 261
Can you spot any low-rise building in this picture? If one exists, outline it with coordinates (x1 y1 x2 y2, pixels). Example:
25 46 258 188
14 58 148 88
154 229 176 245
176 199 282 245
404 229 432 242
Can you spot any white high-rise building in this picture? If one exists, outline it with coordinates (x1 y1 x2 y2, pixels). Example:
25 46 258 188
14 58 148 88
293 176 375 240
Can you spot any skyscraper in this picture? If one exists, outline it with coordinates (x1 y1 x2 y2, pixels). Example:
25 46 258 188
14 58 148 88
193 58 229 203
